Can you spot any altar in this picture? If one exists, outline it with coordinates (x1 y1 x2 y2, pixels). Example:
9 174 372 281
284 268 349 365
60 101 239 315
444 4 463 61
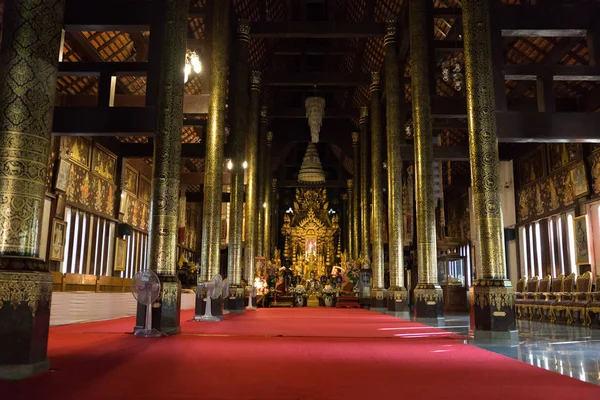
281 188 340 279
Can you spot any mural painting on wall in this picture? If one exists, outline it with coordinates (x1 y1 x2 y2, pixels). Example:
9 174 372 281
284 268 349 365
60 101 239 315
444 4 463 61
574 215 590 265
518 167 576 223
570 163 588 198
519 148 544 186
124 193 150 231
92 144 117 184
548 143 579 173
124 164 139 197
139 175 151 203
63 137 92 169
589 150 600 195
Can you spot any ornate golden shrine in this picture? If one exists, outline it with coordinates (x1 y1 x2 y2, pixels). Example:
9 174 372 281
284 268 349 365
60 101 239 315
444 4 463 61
281 188 339 279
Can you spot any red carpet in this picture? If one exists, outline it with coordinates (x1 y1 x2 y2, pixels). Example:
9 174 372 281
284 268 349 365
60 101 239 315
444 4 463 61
2 308 599 399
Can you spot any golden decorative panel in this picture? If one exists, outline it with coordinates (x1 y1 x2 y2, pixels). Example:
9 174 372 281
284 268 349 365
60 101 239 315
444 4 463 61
62 137 92 170
92 144 117 184
0 272 52 316
66 162 116 218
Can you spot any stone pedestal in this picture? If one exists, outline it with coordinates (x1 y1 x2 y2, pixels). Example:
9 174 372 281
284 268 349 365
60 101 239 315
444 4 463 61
0 269 52 380
414 284 444 320
245 286 257 309
387 287 409 313
135 277 181 335
472 280 517 340
226 285 246 313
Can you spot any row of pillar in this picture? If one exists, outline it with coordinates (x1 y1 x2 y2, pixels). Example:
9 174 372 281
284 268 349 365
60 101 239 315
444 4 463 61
346 0 515 334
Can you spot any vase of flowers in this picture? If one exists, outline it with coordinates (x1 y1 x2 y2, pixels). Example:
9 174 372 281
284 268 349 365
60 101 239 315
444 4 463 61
322 285 336 307
293 285 307 307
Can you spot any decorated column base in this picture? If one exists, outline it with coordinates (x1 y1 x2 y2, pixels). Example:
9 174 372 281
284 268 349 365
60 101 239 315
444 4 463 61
414 284 444 320
135 276 181 335
226 285 246 313
387 287 409 313
0 266 52 380
370 288 387 309
472 279 518 341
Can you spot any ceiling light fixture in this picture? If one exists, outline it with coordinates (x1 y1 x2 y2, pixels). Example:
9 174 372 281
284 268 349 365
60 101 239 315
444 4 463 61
184 49 202 83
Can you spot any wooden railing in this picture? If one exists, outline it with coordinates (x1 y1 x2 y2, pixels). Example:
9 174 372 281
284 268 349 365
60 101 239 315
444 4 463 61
51 272 133 293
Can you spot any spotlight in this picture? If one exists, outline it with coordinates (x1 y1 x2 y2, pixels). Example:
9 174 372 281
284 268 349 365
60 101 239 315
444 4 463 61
242 161 248 169
226 160 233 170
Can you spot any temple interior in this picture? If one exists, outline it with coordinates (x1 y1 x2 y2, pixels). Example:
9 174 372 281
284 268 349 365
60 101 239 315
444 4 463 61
1 0 600 398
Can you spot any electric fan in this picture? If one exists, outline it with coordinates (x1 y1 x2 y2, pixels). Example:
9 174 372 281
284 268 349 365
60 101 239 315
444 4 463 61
199 274 223 321
223 278 230 315
245 281 258 310
131 270 163 337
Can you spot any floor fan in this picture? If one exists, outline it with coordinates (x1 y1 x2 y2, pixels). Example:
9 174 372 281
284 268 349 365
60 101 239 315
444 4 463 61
246 282 257 311
223 278 230 314
200 274 223 322
131 270 163 337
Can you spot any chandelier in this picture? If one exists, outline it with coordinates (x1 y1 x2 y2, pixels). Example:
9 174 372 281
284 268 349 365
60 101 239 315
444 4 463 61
305 96 325 143
441 56 463 92
298 142 326 184
184 49 202 83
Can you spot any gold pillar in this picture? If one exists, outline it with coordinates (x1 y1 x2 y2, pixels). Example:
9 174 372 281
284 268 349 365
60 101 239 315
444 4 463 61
263 131 273 259
143 0 189 333
0 0 65 378
244 71 261 283
409 0 443 318
359 107 370 261
384 20 408 310
228 20 250 300
345 181 353 258
351 133 360 260
256 107 268 257
200 0 230 281
463 0 515 335
370 72 385 302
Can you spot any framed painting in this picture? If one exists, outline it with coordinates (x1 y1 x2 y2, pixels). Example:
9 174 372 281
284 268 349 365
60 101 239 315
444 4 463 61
55 193 66 219
114 238 127 272
519 147 545 186
92 144 117 183
123 164 139 197
54 159 71 192
63 137 92 169
570 163 589 198
574 215 590 265
139 175 151 203
49 219 67 262
119 192 128 215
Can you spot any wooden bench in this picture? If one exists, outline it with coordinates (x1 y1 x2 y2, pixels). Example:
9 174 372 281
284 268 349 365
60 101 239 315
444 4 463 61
97 276 124 293
62 273 97 292
51 271 64 292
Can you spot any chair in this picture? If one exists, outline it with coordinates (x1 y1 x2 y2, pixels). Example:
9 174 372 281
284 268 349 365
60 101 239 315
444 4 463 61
567 271 593 324
550 273 576 323
539 274 564 322
585 275 600 327
516 276 538 319
529 275 552 321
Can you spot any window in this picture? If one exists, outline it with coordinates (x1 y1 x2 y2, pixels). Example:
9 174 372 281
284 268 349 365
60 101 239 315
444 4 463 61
123 230 149 278
519 226 528 279
528 224 535 277
535 222 543 277
548 219 556 276
567 213 577 275
557 217 566 275
61 207 116 276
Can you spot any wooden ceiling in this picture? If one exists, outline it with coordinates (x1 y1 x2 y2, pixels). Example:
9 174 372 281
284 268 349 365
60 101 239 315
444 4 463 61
45 0 600 187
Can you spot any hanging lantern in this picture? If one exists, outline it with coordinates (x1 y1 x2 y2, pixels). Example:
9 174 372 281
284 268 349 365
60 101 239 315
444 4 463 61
298 142 326 184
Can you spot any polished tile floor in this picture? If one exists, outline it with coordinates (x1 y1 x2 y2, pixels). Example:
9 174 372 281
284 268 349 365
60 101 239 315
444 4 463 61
401 312 600 386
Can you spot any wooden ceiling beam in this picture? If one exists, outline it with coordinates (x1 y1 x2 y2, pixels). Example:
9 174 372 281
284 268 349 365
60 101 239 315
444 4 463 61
496 112 600 143
58 62 148 77
263 72 370 86
498 5 598 37
250 22 385 38
503 65 600 81
63 0 205 31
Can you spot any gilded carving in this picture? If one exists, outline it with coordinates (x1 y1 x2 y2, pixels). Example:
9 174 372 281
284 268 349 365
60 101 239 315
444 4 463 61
228 18 251 285
161 282 179 307
243 68 261 282
0 0 65 258
148 0 188 276
370 70 384 290
463 0 505 279
473 280 515 311
0 272 52 316
384 18 405 290
409 0 438 285
351 131 360 260
414 284 443 303
359 107 370 260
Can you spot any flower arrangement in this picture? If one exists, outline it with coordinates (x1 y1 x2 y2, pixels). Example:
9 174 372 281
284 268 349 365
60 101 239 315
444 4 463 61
293 285 307 296
322 285 336 295
343 262 361 285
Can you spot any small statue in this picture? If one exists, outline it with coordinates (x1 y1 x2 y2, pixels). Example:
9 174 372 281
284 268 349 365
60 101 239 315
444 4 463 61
306 270 321 293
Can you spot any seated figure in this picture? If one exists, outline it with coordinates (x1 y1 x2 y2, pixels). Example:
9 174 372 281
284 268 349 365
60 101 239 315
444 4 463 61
341 276 354 296
305 270 321 293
